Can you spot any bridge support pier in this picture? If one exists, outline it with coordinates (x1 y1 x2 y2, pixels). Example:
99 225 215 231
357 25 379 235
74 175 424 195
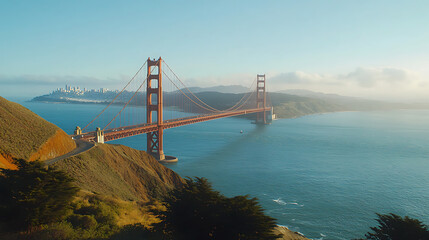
96 127 104 143
74 126 82 135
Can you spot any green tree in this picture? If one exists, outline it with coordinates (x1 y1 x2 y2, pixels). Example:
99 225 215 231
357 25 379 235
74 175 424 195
361 213 429 240
157 177 279 240
0 159 79 231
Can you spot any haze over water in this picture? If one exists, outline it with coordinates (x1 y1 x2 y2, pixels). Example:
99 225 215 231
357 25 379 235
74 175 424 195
18 99 429 240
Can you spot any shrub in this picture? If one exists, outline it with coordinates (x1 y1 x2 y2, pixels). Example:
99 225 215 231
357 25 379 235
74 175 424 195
360 213 429 240
157 177 280 240
67 214 97 229
0 159 79 231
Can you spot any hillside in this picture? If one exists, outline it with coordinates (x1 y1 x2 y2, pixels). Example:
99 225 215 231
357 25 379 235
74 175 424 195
268 92 345 118
279 89 411 111
0 96 76 169
52 144 184 201
185 85 249 94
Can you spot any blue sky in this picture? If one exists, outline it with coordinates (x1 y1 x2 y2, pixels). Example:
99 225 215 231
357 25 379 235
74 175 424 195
1 0 428 100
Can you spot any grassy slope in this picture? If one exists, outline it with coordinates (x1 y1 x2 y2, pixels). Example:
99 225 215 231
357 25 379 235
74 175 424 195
74 190 165 228
0 96 75 167
269 92 345 118
53 143 184 201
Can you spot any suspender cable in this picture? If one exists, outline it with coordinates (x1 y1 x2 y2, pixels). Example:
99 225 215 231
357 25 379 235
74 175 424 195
82 60 147 132
163 70 220 113
103 61 157 131
162 60 221 112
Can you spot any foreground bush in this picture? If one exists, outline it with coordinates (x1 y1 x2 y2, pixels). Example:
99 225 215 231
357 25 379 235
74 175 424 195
157 177 280 240
359 213 429 240
0 159 79 231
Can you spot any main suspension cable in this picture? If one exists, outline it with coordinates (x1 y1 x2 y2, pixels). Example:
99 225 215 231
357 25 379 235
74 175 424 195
102 60 157 130
222 77 257 111
163 70 220 113
162 60 221 112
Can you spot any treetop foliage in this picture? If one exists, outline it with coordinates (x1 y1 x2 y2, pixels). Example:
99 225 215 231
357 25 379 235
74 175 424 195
0 159 79 231
157 177 280 240
361 213 429 240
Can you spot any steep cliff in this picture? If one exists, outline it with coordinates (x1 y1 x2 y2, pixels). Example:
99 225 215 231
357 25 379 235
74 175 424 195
0 96 76 169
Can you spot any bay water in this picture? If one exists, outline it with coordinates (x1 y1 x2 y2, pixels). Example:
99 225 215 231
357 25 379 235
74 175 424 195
18 99 429 240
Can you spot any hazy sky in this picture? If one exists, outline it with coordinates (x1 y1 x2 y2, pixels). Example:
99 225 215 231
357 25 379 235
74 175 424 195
1 0 428 101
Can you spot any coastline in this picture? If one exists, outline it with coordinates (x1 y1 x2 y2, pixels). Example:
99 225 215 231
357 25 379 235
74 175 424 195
274 225 310 240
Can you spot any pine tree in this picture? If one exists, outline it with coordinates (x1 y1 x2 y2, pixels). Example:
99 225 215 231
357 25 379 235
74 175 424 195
361 213 429 240
0 159 79 231
158 177 279 240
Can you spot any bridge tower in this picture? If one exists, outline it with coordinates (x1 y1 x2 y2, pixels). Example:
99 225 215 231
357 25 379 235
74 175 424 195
256 74 267 124
146 57 165 160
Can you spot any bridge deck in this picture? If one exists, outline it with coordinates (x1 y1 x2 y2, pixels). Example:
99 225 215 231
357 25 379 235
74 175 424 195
78 107 271 142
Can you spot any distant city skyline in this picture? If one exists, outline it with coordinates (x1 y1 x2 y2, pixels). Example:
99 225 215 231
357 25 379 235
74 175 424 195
1 1 428 102
56 84 110 94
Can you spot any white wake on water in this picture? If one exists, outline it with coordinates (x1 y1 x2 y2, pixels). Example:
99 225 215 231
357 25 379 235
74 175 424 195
273 198 304 207
273 198 287 205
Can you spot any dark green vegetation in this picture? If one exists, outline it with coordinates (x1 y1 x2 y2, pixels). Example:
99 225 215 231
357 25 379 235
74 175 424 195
157 177 280 240
358 213 429 240
0 162 281 240
0 159 78 232
0 158 162 239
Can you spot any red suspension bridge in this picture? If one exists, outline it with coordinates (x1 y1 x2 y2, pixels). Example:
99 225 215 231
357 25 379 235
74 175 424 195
74 57 272 161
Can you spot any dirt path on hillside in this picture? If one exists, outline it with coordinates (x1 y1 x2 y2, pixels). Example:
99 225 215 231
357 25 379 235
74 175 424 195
44 140 94 165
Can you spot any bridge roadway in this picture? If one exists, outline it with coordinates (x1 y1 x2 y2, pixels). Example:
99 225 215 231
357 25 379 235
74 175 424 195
78 107 271 142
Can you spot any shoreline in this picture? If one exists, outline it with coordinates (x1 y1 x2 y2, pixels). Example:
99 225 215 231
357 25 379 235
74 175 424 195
274 225 310 240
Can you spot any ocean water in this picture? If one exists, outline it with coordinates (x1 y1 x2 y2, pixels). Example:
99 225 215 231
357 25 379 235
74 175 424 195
18 99 429 240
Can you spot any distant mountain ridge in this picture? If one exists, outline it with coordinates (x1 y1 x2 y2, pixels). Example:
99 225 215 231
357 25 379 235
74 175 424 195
279 89 369 102
185 85 249 94
278 89 410 111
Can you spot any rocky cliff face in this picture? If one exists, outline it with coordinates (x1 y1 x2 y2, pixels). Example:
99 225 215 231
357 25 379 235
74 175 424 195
0 96 76 169
52 144 184 201
274 226 310 240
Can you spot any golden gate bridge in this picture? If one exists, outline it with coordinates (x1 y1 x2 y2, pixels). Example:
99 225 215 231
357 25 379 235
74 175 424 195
73 57 272 161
